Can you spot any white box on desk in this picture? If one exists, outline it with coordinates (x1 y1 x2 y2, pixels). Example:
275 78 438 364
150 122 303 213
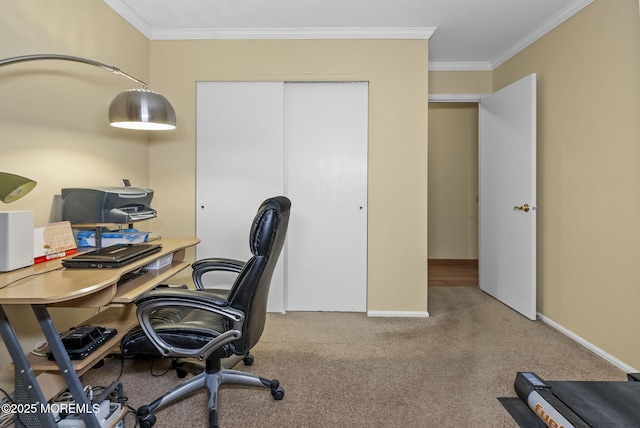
144 253 173 270
0 211 34 272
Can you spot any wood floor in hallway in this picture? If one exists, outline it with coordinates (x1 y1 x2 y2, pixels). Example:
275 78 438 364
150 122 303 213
428 259 478 286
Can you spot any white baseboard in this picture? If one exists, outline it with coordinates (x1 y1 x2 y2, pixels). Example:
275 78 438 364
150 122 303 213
537 313 637 373
367 311 429 318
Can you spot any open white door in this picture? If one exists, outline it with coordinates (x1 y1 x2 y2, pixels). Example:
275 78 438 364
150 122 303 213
478 74 537 320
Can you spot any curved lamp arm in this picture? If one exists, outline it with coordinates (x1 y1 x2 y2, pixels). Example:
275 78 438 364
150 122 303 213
0 54 148 88
0 53 176 130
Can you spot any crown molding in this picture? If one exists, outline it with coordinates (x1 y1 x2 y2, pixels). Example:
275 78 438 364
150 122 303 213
105 0 593 69
491 0 594 69
428 62 492 72
104 0 435 41
104 0 153 38
149 27 436 40
429 0 594 71
103 0 435 40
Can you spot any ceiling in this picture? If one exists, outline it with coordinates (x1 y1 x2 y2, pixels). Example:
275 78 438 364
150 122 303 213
104 0 593 70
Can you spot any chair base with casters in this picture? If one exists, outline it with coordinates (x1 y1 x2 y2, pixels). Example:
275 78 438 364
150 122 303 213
172 352 254 379
136 358 284 428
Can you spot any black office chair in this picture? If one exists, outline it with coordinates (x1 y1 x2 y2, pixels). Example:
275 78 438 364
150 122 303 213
120 196 291 428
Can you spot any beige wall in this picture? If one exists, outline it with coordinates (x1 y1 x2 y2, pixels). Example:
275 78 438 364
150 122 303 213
147 39 430 313
0 0 151 390
1 2 152 221
494 0 640 368
429 70 492 94
428 103 478 259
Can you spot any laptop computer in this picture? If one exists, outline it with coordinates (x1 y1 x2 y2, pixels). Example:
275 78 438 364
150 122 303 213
62 243 162 269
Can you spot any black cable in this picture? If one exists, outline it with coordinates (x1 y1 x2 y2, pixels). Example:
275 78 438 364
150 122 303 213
117 352 126 382
110 354 139 426
111 363 139 428
124 402 140 428
0 386 28 428
150 358 173 377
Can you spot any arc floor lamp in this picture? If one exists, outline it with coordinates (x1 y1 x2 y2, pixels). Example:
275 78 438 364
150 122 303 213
0 53 177 202
0 53 176 131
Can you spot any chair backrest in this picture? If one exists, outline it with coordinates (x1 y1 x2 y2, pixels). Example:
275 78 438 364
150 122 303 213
227 196 290 353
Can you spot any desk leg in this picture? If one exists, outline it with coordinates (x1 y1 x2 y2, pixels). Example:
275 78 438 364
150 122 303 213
0 305 58 427
32 304 102 428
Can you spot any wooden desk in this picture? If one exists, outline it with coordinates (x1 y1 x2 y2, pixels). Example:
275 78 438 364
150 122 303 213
0 237 199 428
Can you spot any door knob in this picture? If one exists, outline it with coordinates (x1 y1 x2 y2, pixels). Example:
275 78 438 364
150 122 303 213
513 203 530 212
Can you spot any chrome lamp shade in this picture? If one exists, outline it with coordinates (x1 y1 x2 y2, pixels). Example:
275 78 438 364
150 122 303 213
0 172 37 203
109 89 176 130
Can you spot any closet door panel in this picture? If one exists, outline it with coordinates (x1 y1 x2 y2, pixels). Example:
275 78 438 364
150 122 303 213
284 82 368 311
196 81 368 313
196 82 285 312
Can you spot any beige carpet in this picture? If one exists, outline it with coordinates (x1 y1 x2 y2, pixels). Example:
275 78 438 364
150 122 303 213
82 286 626 427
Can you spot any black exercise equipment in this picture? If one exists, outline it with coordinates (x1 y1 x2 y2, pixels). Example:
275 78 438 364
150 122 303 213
503 371 640 427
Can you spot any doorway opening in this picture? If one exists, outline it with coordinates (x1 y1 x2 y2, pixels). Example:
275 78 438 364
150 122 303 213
427 101 479 287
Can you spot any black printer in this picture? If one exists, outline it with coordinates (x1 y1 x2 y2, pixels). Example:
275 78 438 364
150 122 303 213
61 186 157 224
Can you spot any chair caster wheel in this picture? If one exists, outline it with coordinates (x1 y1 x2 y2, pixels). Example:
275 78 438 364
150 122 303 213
137 406 157 428
243 354 254 366
139 419 155 428
171 360 188 378
91 359 104 369
272 385 285 400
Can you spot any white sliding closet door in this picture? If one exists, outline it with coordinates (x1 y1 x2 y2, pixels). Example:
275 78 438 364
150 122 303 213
196 82 285 311
196 81 368 313
284 82 368 311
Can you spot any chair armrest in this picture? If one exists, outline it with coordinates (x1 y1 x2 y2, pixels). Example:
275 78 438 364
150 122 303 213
191 257 245 272
191 258 245 290
135 288 245 360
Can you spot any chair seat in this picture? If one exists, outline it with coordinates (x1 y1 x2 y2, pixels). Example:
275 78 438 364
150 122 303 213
121 305 232 359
